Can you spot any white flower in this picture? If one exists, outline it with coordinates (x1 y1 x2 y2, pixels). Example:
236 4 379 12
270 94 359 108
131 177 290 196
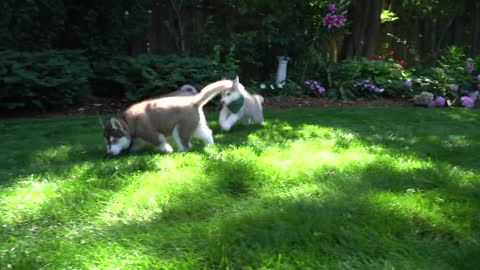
148 10 152 14
269 85 275 89
124 10 130 16
277 83 284 89
259 84 266 89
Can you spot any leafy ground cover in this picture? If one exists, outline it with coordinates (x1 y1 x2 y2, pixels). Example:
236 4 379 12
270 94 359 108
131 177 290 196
0 108 479 269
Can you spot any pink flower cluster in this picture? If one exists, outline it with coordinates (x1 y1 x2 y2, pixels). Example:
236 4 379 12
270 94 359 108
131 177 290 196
323 4 346 29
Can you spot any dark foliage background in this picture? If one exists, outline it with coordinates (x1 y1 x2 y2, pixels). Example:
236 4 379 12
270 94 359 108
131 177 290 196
1 0 479 110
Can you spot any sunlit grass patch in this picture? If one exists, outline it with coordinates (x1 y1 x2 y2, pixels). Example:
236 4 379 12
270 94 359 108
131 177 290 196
0 108 479 269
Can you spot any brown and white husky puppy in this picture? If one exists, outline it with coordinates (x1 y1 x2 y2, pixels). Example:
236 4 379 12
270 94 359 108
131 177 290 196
219 80 264 132
101 78 238 155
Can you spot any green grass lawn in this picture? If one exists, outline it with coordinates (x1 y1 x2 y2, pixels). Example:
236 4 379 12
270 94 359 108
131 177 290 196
1 107 480 269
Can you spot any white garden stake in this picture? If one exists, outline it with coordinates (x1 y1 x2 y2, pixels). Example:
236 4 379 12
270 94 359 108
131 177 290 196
276 56 289 87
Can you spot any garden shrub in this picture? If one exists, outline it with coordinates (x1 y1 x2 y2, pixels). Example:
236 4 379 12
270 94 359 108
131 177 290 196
409 46 479 107
0 50 92 110
295 57 408 101
92 54 237 101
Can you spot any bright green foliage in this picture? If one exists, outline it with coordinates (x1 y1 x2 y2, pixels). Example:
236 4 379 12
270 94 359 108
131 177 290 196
0 50 92 110
381 9 399 23
92 54 237 101
1 108 479 269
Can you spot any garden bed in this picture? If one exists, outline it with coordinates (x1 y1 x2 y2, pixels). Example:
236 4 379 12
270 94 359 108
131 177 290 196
0 95 414 120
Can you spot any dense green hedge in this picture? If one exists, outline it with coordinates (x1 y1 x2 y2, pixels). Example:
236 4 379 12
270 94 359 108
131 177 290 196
0 50 91 110
92 54 237 101
0 50 237 111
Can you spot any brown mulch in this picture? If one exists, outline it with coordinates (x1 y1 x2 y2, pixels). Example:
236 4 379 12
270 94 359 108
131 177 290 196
262 96 412 110
0 96 414 120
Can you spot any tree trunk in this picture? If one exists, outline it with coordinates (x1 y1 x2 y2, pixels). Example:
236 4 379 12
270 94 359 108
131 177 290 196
170 0 186 52
341 0 384 59
471 1 480 56
363 0 384 56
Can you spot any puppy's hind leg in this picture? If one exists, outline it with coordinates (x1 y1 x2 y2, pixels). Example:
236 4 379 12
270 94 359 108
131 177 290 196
172 125 192 152
138 130 173 154
156 133 174 153
193 123 214 146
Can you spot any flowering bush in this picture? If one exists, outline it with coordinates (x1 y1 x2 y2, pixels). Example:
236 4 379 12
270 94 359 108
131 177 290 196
322 4 346 29
354 80 384 93
438 46 476 91
461 96 475 108
352 57 408 98
434 96 446 107
304 80 326 96
412 92 448 108
404 46 479 108
368 49 406 68
293 45 479 106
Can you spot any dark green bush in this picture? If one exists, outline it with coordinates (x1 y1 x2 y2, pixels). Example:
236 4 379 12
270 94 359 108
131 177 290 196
0 0 150 57
92 54 237 101
0 50 92 110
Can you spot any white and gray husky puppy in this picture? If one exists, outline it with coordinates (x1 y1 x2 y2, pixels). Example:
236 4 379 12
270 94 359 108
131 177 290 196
100 78 239 156
161 84 198 97
219 79 264 132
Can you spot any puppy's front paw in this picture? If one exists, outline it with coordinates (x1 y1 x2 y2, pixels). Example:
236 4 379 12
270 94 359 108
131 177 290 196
164 144 174 153
157 143 173 154
220 123 231 132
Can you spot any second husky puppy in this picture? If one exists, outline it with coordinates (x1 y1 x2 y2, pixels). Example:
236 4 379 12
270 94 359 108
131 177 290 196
101 79 236 156
219 79 264 132
162 84 198 97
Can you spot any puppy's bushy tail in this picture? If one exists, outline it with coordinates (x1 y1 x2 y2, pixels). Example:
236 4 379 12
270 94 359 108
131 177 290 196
254 94 264 103
193 79 233 107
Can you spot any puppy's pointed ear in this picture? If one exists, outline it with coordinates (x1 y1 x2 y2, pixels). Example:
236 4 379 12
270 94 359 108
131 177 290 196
110 117 122 129
232 76 240 89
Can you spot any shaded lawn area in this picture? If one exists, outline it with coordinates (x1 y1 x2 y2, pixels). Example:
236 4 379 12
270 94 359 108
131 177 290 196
0 107 479 269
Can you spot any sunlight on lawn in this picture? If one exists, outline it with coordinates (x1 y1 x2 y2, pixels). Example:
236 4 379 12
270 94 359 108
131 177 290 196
366 191 472 239
1 119 474 228
0 177 54 224
1 108 479 269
